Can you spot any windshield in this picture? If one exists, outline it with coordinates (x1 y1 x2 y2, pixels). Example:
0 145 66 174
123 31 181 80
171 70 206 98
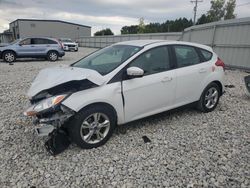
61 39 73 42
72 45 142 75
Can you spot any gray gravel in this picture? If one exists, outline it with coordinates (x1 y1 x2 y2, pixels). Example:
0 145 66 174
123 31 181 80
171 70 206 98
0 48 249 188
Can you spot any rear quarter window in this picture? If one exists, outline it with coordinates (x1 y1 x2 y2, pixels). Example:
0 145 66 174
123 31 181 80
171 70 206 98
200 49 213 61
48 39 58 44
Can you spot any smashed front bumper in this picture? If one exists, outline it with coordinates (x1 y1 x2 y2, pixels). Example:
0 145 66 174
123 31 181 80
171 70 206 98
27 105 74 136
25 104 74 155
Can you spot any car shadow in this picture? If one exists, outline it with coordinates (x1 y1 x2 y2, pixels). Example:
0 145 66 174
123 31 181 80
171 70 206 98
0 58 64 64
115 103 198 135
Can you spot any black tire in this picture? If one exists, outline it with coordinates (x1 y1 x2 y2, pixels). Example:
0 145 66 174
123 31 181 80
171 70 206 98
75 48 78 52
47 51 58 61
67 105 116 149
197 82 220 113
3 51 16 63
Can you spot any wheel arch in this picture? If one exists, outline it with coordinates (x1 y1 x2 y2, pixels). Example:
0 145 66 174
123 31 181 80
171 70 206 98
211 80 223 96
78 102 118 125
47 50 59 55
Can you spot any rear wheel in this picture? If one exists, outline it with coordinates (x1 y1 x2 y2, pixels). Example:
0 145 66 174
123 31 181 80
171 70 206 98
67 105 116 149
3 51 16 63
197 83 220 112
47 51 58 61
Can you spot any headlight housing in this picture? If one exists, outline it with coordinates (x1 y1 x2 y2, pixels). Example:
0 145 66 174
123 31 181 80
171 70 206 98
24 94 68 116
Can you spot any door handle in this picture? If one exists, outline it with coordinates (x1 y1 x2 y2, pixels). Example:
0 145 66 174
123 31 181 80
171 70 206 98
199 68 207 73
161 77 172 82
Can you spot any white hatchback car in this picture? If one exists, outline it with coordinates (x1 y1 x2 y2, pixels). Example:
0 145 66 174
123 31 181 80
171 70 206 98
24 40 225 149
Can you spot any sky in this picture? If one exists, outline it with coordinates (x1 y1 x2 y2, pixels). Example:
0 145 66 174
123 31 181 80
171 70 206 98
0 0 250 35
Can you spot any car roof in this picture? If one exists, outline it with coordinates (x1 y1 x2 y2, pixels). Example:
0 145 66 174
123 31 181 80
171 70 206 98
60 38 72 40
115 40 213 52
115 40 165 47
21 37 58 41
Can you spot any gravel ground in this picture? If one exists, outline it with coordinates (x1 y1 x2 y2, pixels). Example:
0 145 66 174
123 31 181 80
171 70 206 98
0 48 249 188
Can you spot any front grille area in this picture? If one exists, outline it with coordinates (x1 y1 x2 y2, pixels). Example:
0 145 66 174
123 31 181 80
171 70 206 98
65 45 75 48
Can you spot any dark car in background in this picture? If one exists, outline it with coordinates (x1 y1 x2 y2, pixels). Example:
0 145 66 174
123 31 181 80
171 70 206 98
0 37 65 63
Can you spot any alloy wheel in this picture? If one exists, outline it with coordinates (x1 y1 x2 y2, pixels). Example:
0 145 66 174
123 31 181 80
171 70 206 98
205 87 219 109
80 113 110 144
5 53 15 62
49 52 58 61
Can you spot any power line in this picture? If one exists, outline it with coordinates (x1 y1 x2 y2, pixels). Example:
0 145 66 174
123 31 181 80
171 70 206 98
191 0 203 25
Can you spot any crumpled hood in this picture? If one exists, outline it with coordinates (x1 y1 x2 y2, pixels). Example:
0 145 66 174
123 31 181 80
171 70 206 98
27 65 105 98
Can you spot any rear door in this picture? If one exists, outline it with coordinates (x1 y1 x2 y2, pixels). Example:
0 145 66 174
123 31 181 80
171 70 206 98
172 45 212 106
122 46 177 122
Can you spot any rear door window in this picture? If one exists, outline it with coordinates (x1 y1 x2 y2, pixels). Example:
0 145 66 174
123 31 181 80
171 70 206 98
173 45 200 68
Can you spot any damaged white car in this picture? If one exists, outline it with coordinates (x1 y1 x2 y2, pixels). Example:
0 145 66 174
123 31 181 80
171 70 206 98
24 40 225 151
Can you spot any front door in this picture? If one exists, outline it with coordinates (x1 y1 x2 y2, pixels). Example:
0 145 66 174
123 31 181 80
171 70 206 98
16 38 33 57
122 46 176 122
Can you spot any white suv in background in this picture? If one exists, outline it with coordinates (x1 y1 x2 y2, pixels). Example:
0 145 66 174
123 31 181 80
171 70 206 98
59 38 78 51
25 40 225 149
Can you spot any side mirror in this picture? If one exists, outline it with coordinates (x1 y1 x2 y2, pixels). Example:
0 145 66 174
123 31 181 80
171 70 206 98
126 67 144 78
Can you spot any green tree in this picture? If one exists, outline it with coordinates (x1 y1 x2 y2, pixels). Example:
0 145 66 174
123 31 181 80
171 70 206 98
224 0 236 19
121 25 139 34
120 17 193 34
94 28 114 36
196 14 210 25
207 0 225 22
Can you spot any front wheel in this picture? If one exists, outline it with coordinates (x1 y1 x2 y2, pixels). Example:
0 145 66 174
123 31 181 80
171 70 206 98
47 51 58 61
67 105 116 149
197 83 220 113
3 51 16 63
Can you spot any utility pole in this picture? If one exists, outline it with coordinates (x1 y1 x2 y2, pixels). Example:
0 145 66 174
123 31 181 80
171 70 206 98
191 0 203 25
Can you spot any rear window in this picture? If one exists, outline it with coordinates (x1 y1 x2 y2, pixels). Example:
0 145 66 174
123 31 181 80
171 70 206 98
200 49 213 61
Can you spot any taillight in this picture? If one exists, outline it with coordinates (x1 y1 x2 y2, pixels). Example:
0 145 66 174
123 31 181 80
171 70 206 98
215 58 225 71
